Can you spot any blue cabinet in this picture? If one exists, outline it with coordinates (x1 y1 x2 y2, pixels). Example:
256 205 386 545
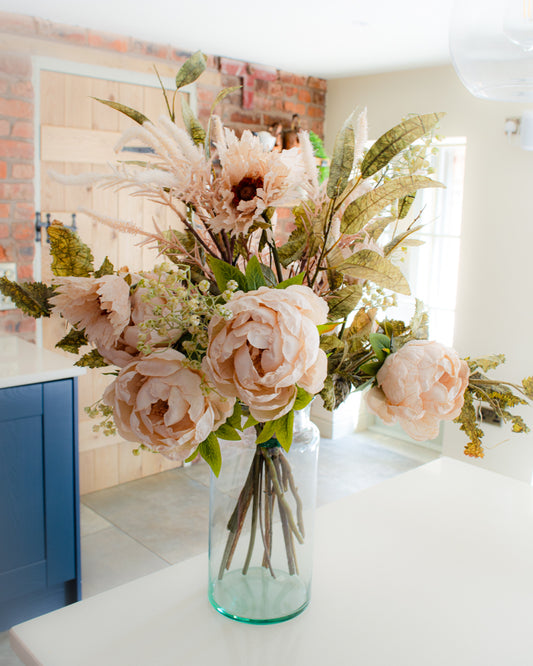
0 378 81 630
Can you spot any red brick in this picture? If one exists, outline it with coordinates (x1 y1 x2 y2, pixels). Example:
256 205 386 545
0 98 33 119
221 74 241 89
249 65 277 82
0 53 31 78
12 221 34 240
10 80 33 100
0 182 33 200
0 161 6 179
0 120 9 137
220 58 247 78
242 88 254 110
0 242 16 261
17 263 34 281
17 243 34 261
307 76 327 91
11 121 33 139
298 89 312 103
284 101 306 115
283 85 296 97
197 87 217 105
280 72 307 86
269 82 283 97
0 11 36 36
88 31 128 53
14 202 34 220
229 111 261 125
0 139 33 160
307 105 324 119
312 89 326 105
131 40 169 60
0 204 9 218
12 164 34 180
0 223 9 238
0 79 8 95
36 19 87 45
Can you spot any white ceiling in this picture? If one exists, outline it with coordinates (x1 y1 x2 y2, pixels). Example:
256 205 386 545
0 0 455 78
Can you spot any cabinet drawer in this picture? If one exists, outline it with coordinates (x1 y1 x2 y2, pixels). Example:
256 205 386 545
0 384 42 422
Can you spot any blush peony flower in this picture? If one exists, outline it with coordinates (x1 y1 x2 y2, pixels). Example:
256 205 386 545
103 348 235 461
365 340 470 441
51 274 131 349
98 274 182 367
210 129 307 235
203 285 328 422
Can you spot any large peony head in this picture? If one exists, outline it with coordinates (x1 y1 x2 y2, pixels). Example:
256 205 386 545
365 340 470 441
103 348 235 462
50 274 131 349
203 285 328 422
210 129 306 236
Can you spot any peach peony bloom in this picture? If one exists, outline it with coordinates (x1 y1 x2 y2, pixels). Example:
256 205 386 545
103 348 235 461
210 129 307 235
365 340 469 441
51 274 131 349
98 275 182 367
203 285 328 422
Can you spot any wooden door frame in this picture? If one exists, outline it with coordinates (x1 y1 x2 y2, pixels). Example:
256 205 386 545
32 56 197 346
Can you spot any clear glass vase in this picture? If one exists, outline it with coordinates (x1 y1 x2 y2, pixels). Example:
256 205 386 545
208 407 320 624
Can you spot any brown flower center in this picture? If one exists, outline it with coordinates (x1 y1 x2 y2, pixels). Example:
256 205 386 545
232 176 263 206
248 343 265 377
151 399 168 419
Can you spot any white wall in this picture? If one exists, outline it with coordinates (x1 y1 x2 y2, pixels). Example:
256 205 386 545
326 65 533 482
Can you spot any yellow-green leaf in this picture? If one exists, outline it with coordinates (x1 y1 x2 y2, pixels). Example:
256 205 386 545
94 256 115 278
210 86 241 113
341 175 444 235
473 354 506 373
327 112 355 199
74 349 108 368
48 224 94 277
56 328 88 354
523 377 533 400
181 97 206 145
398 193 416 219
383 225 424 256
0 278 55 318
198 432 222 477
92 98 149 126
361 113 445 178
175 51 207 90
339 250 411 295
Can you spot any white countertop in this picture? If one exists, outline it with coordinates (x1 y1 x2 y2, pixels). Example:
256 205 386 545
0 336 86 389
10 457 533 666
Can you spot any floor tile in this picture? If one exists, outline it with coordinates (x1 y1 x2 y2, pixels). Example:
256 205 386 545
0 631 22 666
80 504 112 537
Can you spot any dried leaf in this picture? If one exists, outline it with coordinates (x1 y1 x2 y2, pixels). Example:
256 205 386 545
327 112 355 199
74 349 108 368
341 175 444 235
339 250 411 295
56 328 88 354
0 278 55 318
181 97 206 145
326 284 363 319
210 86 242 113
522 377 533 400
94 257 115 278
472 354 506 373
48 224 94 277
361 113 445 178
398 193 416 219
383 225 424 256
277 228 307 267
175 51 207 89
92 98 149 126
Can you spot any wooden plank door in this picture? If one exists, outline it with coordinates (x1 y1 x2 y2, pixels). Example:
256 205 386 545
40 70 186 493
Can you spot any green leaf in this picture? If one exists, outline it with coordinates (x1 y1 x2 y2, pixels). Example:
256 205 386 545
360 360 383 376
339 250 411 296
184 447 200 463
360 113 445 178
317 322 341 334
0 278 55 318
369 333 391 362
214 423 242 441
56 328 88 354
94 256 115 278
293 387 313 411
275 410 294 452
245 256 267 291
74 349 108 368
326 285 362 319
327 112 355 199
48 224 94 277
181 97 206 145
320 334 344 353
256 420 277 444
259 263 277 287
398 193 416 219
198 432 222 477
341 176 444 235
206 255 247 292
243 414 259 430
210 86 242 113
275 272 305 289
175 51 207 89
92 98 149 126
226 402 243 430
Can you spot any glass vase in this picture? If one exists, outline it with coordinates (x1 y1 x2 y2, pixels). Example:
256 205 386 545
208 407 320 624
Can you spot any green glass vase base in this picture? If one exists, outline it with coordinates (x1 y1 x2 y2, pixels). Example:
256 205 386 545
208 567 309 624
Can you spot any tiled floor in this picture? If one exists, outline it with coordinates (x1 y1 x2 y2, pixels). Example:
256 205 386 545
1 431 438 665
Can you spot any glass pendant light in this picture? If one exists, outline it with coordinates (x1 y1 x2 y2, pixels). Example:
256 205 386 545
450 0 533 101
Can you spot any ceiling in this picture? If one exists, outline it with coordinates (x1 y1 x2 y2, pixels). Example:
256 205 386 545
0 0 455 78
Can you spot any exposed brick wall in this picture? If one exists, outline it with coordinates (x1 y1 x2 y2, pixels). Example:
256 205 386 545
0 12 327 339
0 48 35 339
